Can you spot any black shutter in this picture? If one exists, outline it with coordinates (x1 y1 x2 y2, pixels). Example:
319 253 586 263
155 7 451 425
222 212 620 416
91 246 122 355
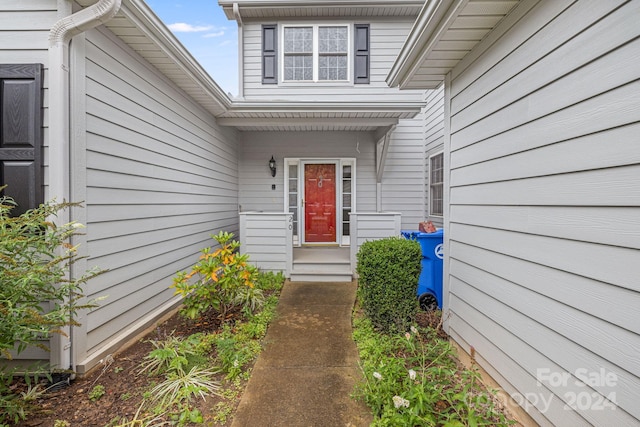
354 24 370 84
262 24 278 84
0 64 43 216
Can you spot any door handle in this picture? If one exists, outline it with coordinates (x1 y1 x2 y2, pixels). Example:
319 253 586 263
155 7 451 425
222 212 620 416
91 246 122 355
301 199 304 207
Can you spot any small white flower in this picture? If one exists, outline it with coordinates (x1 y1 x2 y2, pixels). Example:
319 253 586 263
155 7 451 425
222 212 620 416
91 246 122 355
392 395 410 409
405 332 411 340
373 372 382 380
233 359 239 368
408 369 416 380
71 222 85 229
410 326 418 335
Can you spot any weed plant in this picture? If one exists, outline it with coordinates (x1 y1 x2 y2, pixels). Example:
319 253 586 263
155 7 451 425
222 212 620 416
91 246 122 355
353 312 512 426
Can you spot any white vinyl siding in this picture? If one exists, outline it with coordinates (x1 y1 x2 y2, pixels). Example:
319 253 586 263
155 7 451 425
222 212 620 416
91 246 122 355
0 0 56 368
243 19 424 102
380 103 429 230
445 0 640 426
239 123 428 234
238 131 376 215
79 28 239 370
0 0 56 202
424 85 445 227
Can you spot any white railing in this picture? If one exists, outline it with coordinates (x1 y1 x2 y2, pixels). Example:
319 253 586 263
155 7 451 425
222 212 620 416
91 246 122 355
349 212 402 275
239 212 293 276
239 211 401 278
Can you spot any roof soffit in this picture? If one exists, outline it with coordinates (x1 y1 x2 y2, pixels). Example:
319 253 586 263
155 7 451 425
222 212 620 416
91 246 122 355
388 0 520 89
76 0 232 116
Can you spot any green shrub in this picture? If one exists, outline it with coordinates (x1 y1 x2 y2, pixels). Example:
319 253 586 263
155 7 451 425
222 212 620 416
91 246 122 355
356 237 421 333
0 193 104 425
171 231 262 320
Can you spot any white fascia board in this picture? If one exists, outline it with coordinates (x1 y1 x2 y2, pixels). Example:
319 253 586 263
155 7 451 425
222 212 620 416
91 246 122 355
387 0 462 89
220 0 424 20
226 100 425 115
217 117 399 127
121 0 232 112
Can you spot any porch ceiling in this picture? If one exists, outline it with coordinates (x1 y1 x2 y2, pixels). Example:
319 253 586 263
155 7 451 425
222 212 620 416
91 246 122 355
217 101 424 131
387 0 520 89
219 0 424 20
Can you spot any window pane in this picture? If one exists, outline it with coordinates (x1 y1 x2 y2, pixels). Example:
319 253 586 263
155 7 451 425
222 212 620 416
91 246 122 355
319 55 347 81
284 27 312 53
343 194 351 208
429 153 444 216
319 26 347 53
342 165 351 179
289 178 297 192
284 55 312 81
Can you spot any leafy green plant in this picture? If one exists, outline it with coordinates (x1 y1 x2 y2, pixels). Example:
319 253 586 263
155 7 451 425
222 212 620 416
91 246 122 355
138 334 205 376
89 384 106 402
353 313 512 426
150 366 220 408
172 231 263 320
356 236 422 333
0 194 104 358
54 420 70 427
0 193 104 425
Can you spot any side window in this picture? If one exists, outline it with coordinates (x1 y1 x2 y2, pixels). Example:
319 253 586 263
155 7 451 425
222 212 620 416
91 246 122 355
429 152 444 217
0 64 44 216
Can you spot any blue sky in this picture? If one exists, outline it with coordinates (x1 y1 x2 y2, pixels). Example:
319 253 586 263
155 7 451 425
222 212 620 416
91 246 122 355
145 0 239 96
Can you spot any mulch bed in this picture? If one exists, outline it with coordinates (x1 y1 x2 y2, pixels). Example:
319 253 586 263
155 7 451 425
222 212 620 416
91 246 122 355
14 308 240 427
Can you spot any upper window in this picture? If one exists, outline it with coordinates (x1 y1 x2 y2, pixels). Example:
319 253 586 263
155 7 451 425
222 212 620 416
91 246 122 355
282 25 350 82
429 152 444 217
262 24 369 85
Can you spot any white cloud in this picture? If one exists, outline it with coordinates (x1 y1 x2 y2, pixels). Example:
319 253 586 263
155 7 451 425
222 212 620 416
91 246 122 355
203 31 225 38
218 40 234 47
168 22 213 32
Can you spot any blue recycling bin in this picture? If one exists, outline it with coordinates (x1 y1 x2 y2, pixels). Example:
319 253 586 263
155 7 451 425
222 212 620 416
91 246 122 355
401 229 444 311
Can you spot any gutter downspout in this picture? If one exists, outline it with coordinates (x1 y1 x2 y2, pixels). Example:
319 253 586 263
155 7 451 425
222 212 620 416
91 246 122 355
48 0 121 375
233 3 244 99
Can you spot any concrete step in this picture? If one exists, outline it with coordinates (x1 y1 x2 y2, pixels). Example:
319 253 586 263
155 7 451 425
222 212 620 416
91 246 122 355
289 272 353 282
290 261 353 282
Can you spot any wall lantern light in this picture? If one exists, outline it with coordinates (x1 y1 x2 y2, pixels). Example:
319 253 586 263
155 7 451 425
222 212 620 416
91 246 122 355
269 155 276 177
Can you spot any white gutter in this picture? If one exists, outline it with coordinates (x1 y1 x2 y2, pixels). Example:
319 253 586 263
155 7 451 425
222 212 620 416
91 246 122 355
233 3 244 99
48 0 122 374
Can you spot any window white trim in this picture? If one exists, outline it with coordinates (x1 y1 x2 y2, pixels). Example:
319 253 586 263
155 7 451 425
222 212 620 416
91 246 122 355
280 22 352 83
429 151 444 217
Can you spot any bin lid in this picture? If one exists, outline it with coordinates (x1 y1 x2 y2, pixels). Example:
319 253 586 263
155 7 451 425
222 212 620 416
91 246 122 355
401 229 444 238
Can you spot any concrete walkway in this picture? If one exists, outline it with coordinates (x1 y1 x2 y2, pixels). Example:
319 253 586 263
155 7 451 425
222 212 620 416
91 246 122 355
231 281 372 427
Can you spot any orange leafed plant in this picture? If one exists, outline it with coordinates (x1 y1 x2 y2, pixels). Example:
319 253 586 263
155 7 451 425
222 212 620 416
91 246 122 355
171 231 262 320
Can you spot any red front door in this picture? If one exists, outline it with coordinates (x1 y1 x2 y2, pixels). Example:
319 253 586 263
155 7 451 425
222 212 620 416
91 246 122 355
304 164 336 243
